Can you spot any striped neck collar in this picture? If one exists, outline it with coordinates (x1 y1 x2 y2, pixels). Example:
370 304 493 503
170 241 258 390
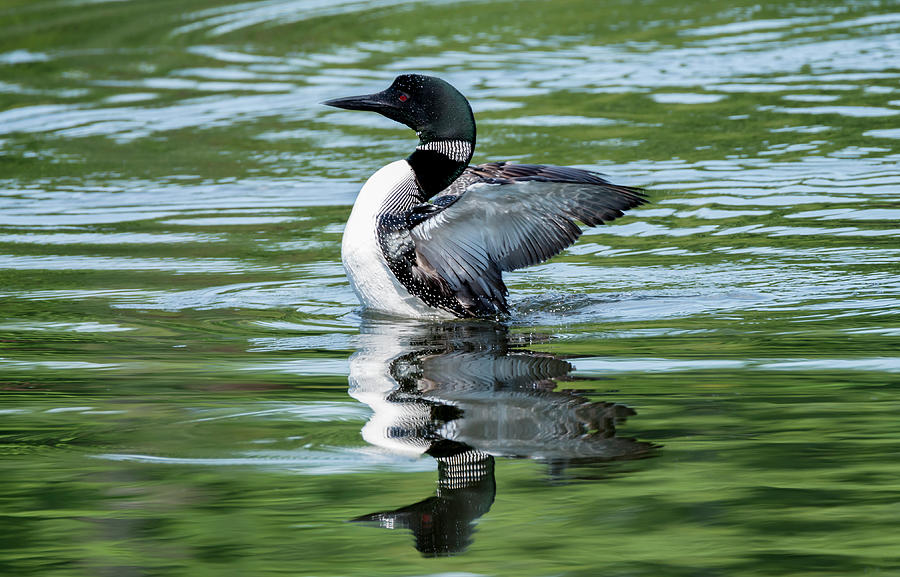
407 138 474 196
415 139 473 163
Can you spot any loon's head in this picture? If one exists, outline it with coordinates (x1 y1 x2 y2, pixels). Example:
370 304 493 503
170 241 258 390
322 74 475 145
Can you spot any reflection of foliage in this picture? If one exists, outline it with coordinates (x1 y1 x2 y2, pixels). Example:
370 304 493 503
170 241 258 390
3 0 897 186
1 0 898 574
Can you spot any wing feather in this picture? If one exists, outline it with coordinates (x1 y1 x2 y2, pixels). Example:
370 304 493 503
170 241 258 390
403 162 647 317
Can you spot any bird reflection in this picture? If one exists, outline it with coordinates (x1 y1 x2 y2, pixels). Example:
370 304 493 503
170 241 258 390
347 319 654 557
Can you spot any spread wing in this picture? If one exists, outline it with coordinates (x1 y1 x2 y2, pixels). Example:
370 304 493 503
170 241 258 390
399 162 647 318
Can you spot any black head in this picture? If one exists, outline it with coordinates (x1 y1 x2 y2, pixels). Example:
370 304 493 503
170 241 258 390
322 74 475 144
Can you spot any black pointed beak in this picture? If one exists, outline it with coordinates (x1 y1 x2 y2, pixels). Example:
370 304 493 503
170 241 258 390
322 86 411 128
321 91 392 112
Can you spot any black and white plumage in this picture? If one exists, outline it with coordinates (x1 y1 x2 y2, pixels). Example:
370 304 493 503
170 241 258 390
323 74 647 319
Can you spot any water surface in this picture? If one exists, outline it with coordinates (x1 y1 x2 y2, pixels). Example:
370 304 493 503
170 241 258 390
1 0 899 575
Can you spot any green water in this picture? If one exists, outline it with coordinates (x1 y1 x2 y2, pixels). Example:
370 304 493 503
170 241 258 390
2 0 899 575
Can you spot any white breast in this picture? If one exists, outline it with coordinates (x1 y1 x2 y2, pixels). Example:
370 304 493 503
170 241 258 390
341 160 454 319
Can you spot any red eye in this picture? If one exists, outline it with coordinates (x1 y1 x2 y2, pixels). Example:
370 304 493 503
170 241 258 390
398 94 408 102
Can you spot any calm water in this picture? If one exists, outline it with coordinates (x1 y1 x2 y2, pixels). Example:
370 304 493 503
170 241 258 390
2 0 899 574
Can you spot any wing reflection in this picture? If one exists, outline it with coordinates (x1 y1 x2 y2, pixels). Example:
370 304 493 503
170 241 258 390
348 319 655 557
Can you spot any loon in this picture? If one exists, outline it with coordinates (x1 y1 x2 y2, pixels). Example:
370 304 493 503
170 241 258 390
323 74 646 319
